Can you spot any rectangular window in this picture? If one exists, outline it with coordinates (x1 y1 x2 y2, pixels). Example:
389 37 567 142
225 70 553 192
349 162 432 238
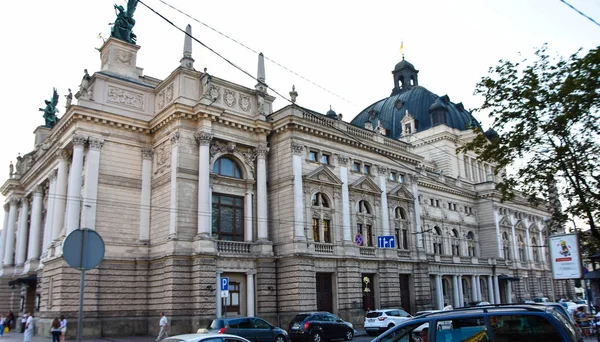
312 218 320 242
398 174 405 183
435 200 440 207
389 171 396 182
363 164 371 174
453 203 457 211
402 229 408 249
464 157 471 180
308 150 318 162
320 154 330 164
212 194 244 241
537 278 542 292
357 223 363 245
353 161 361 172
366 224 373 246
323 219 331 243
524 277 530 293
430 198 435 206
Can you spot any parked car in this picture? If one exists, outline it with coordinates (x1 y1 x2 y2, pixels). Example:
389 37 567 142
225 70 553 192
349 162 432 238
163 333 251 342
371 304 583 342
287 312 354 342
532 302 577 325
364 309 412 336
466 301 491 307
207 317 289 342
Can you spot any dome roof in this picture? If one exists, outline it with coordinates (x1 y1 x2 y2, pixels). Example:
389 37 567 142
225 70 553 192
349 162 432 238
485 128 499 141
350 85 480 139
326 106 337 119
394 59 415 72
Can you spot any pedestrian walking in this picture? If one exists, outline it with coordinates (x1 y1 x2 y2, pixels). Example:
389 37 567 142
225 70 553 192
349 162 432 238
50 317 61 342
20 314 26 333
23 312 33 342
59 315 67 342
155 312 168 342
0 315 6 337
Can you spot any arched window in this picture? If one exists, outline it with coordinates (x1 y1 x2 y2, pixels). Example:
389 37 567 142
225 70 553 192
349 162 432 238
213 157 242 178
518 234 526 261
394 207 409 250
312 193 332 243
357 200 374 246
451 229 460 256
432 226 443 254
466 231 476 257
532 237 539 262
502 232 511 260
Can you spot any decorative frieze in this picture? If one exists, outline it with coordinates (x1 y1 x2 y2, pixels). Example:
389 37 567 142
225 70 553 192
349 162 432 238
166 83 174 103
223 89 236 107
195 132 213 146
99 174 142 189
239 94 251 112
116 50 133 66
88 138 104 150
291 141 303 155
154 141 171 175
141 147 154 160
107 85 144 109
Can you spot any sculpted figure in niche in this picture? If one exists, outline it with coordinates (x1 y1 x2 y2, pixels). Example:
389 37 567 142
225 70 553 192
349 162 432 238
201 68 212 98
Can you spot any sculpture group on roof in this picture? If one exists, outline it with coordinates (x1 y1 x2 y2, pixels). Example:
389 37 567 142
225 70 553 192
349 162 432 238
39 88 59 129
110 0 139 44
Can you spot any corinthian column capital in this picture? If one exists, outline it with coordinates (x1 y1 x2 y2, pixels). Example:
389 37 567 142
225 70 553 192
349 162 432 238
194 132 213 146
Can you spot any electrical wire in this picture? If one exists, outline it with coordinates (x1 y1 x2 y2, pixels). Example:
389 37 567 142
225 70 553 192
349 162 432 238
155 0 358 107
559 0 600 28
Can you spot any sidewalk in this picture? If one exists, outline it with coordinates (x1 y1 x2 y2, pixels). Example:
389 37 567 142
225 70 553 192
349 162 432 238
0 332 154 342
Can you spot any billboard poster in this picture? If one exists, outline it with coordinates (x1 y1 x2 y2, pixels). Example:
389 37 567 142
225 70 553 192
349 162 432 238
549 234 582 280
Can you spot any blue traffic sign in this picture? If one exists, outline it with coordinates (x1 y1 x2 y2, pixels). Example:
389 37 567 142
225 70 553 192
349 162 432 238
221 277 229 291
378 236 395 248
354 233 363 245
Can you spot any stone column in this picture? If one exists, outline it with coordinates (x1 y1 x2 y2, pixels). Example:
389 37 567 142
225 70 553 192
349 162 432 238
15 198 30 266
244 191 253 242
338 156 351 242
42 171 57 254
139 147 153 242
81 137 103 230
452 275 460 308
256 145 269 241
66 135 86 234
488 276 495 304
378 166 390 236
471 275 477 302
411 175 424 249
53 151 69 240
216 272 222 318
0 205 9 267
169 132 180 238
246 272 255 317
507 281 512 304
510 219 518 262
436 275 444 310
195 132 212 237
3 199 19 266
27 186 44 261
458 275 464 307
525 226 532 262
538 230 546 263
493 275 501 304
291 142 304 240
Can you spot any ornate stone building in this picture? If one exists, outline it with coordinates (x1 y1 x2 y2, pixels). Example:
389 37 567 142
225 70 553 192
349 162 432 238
0 27 567 337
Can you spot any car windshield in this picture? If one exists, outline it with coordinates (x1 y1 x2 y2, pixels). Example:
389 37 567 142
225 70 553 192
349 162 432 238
366 312 383 318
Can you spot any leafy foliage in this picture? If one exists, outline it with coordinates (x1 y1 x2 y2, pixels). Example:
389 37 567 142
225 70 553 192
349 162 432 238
458 45 600 243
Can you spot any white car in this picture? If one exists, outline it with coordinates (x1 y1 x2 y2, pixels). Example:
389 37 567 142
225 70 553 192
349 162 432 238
364 308 412 336
164 333 252 342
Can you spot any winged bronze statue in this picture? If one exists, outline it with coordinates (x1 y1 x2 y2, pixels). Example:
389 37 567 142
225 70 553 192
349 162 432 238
110 0 139 44
39 88 59 128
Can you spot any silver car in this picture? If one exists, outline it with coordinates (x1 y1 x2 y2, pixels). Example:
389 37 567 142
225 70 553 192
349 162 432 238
164 333 252 342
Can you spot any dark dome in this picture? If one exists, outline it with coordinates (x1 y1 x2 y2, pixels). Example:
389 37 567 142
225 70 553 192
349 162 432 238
326 106 337 119
485 128 499 141
394 59 415 71
350 86 481 139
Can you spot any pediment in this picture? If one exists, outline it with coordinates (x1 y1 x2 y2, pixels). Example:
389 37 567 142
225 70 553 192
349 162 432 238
388 183 414 200
304 165 342 186
349 176 381 194
499 216 512 227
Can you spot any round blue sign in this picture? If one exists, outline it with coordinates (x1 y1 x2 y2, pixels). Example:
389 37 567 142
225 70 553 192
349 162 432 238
354 233 363 246
63 228 105 270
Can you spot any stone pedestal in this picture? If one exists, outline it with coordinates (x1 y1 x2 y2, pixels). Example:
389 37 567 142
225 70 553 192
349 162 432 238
33 126 51 148
99 37 143 79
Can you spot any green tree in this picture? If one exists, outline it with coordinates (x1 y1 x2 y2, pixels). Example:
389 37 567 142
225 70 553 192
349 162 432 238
459 45 600 241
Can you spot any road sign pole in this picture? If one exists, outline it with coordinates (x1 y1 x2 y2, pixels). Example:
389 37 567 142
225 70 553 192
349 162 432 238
77 229 87 342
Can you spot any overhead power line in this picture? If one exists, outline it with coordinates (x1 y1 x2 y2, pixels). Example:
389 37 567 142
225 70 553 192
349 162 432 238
559 0 600 28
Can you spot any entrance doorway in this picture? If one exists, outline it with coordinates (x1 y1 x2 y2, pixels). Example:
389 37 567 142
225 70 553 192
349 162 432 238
362 274 375 311
399 275 412 314
316 273 333 312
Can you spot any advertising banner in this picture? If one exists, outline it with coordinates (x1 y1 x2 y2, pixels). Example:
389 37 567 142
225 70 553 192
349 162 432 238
549 234 582 280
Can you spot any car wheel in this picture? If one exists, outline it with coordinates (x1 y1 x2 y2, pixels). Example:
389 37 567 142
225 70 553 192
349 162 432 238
274 335 286 342
344 329 354 341
387 323 395 330
312 331 322 342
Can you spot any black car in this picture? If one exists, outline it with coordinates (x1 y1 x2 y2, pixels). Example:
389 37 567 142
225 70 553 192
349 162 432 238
208 317 289 342
372 304 582 342
287 312 354 342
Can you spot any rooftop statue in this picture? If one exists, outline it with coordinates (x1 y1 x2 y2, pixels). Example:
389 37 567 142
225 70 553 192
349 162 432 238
39 88 59 128
110 0 139 44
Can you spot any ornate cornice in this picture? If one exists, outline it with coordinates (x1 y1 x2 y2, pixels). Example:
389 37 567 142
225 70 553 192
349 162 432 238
141 147 154 160
194 132 213 146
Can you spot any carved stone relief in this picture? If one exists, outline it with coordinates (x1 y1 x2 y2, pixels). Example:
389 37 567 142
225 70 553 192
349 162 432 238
239 94 251 112
224 89 236 107
116 50 133 66
290 141 303 155
154 141 171 175
166 83 174 103
157 91 165 110
107 86 144 109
